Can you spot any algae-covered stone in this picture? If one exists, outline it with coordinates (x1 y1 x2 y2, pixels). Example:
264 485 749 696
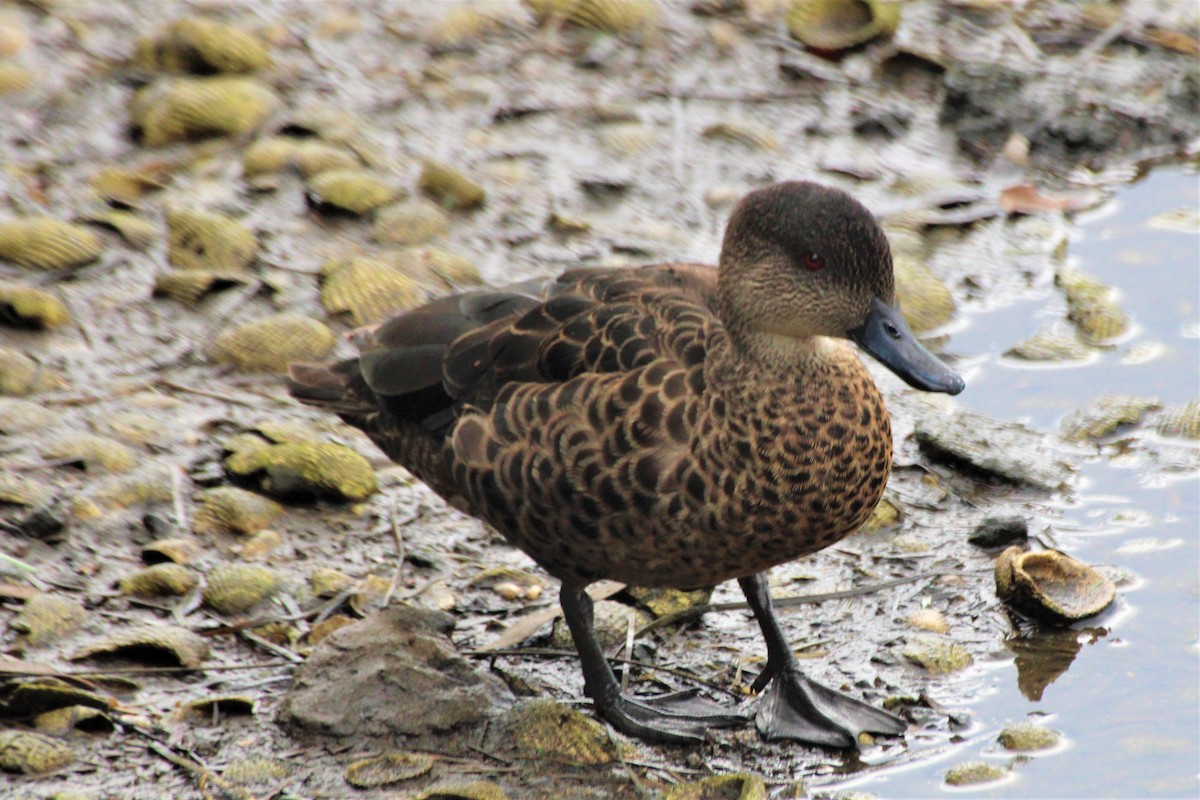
411 781 510 800
1060 394 1162 441
118 563 200 598
166 208 258 272
1155 400 1200 439
72 624 209 667
307 168 401 215
1005 327 1092 362
859 496 899 532
203 563 282 614
372 198 452 245
1056 267 1130 344
500 700 618 766
894 254 955 334
88 464 177 510
625 585 711 618
0 217 102 271
224 440 376 501
944 760 1008 786
131 76 279 146
11 594 88 647
137 16 271 74
0 730 74 774
998 721 1061 751
310 567 356 598
343 751 434 788
320 256 424 325
222 757 290 786
994 546 1115 626
193 486 284 536
902 634 973 674
418 160 486 210
914 410 1075 492
0 283 69 328
211 313 336 373
665 774 768 800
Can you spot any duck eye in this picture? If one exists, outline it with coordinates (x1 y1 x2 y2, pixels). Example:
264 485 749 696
800 251 826 271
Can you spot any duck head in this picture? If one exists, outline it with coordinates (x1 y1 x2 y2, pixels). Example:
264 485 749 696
717 181 964 395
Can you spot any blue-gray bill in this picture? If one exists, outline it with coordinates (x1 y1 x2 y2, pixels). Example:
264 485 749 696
850 296 965 395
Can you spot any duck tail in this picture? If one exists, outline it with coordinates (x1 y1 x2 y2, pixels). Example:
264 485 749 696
287 359 375 416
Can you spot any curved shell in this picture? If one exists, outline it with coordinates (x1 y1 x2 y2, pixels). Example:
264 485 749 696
141 536 202 565
0 283 69 329
224 440 377 502
343 751 434 788
1056 267 1130 344
500 700 617 766
193 486 284 536
319 256 424 325
1155 400 1200 439
786 0 900 52
994 546 1116 625
894 254 955 334
203 563 282 614
307 168 400 215
372 199 451 245
0 348 63 395
0 63 34 95
0 217 102 271
89 165 167 205
243 136 361 178
118 563 200 598
166 208 258 272
131 76 279 147
0 730 74 774
11 594 88 647
136 16 271 74
72 624 209 667
41 432 139 473
211 313 336 373
82 210 159 250
525 0 660 35
418 160 486 211
154 269 249 305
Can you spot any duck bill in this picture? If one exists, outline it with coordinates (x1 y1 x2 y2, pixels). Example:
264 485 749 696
849 297 965 395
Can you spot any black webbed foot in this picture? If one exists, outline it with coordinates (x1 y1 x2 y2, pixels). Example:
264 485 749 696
755 666 905 746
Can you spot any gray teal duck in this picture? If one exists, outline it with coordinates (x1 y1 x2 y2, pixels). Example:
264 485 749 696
288 181 965 747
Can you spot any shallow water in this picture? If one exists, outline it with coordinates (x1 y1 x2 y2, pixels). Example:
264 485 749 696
837 168 1200 798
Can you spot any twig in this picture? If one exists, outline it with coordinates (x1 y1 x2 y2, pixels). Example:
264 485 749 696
171 464 188 532
382 499 418 607
0 661 294 678
239 630 304 663
157 379 261 407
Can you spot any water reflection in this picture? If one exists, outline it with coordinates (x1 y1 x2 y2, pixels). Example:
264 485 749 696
1006 626 1107 702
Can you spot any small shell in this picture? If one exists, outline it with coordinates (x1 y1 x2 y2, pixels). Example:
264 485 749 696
372 199 451 245
410 782 510 800
500 700 617 766
307 168 401 215
222 757 290 786
240 528 285 559
320 256 424 325
294 140 364 177
1060 394 1162 441
402 246 483 289
1155 400 1200 440
34 705 114 735
310 567 355 598
894 254 955 334
0 730 74 774
418 160 486 211
3 679 111 716
701 120 779 151
203 563 282 614
224 440 377 502
664 775 768 800
142 536 202 565
211 312 336 373
89 165 167 205
0 217 102 271
154 269 249 305
1056 267 1130 344
180 695 255 720
118 563 200 598
72 624 209 668
242 136 300 176
525 0 660 35
166 208 258 272
41 432 139 473
193 486 284 535
10 594 88 647
81 210 159 250
994 546 1116 625
131 76 279 147
88 465 177 510
786 0 900 52
137 16 271 74
0 398 60 433
344 751 434 788
0 348 64 395
245 137 361 178
0 283 69 329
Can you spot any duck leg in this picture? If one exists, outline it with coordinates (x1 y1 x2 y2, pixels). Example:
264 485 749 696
737 573 906 747
559 584 748 744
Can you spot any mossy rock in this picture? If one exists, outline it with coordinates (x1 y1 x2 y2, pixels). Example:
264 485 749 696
193 486 284 536
500 700 618 766
202 563 282 614
901 634 973 674
211 313 336 373
224 440 377 501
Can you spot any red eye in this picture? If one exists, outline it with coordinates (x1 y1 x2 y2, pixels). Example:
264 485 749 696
801 251 826 271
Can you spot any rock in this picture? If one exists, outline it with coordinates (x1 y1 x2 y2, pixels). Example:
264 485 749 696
902 634 973 674
968 515 1028 548
998 721 1061 751
944 761 1008 786
279 607 511 737
491 700 618 766
914 411 1075 492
